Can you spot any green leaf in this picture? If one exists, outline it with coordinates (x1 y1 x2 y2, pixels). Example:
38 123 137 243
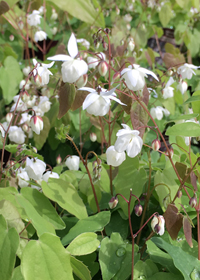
62 211 110 246
166 122 200 137
105 210 129 239
11 266 24 280
16 194 56 236
46 0 105 27
175 0 185 7
152 237 200 280
0 215 19 280
134 259 158 279
147 272 184 280
21 233 74 280
146 239 180 274
159 3 172 27
99 233 127 280
70 256 91 280
0 56 23 105
33 116 51 150
184 94 200 104
0 200 28 258
41 178 88 220
114 157 147 216
67 232 100 256
20 188 65 230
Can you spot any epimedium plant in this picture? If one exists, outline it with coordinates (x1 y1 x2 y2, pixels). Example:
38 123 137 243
1 0 200 280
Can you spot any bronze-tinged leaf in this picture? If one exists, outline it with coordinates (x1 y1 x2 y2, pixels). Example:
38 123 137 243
190 171 197 191
164 204 183 240
71 90 88 111
142 85 149 106
0 1 9 16
145 51 152 68
119 90 132 114
183 216 193 248
163 52 185 69
57 82 76 119
130 100 148 138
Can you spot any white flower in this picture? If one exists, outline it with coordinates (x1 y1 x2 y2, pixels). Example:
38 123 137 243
121 64 159 91
51 9 58 20
87 53 106 69
34 30 47 42
77 38 90 49
150 106 164 120
90 133 97 142
17 168 30 188
42 171 59 182
151 215 165 236
47 33 88 83
114 124 143 158
65 156 80 170
79 86 126 116
25 157 46 181
23 66 31 76
30 116 43 135
38 6 44 14
106 146 126 167
177 63 199 80
38 96 51 113
51 27 57 35
177 80 188 94
0 124 5 138
33 59 54 86
19 79 30 90
123 13 132 22
8 126 26 144
27 10 41 26
163 87 174 99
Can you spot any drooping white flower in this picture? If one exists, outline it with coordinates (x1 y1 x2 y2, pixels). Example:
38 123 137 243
17 168 30 188
38 96 51 113
23 66 31 76
77 38 90 49
8 126 26 144
177 80 188 94
33 59 54 86
177 63 199 80
65 156 80 171
151 215 165 236
121 64 159 91
106 146 126 167
34 30 47 42
150 106 164 120
47 33 88 83
114 124 143 158
162 77 175 99
30 116 43 135
25 157 46 181
27 10 41 26
42 171 59 182
19 79 31 90
79 86 126 116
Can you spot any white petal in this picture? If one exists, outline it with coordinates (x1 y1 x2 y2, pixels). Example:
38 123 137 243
47 54 72 61
139 67 159 81
78 87 96 93
126 136 143 158
121 68 131 76
114 135 132 153
82 92 99 110
109 95 126 106
68 33 78 58
42 61 55 69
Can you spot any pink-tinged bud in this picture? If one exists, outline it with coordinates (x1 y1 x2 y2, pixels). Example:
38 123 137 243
102 41 108 51
98 61 108 76
90 133 97 142
189 195 197 208
177 190 182 198
32 147 37 153
21 91 30 102
9 35 14 41
152 139 161 151
6 112 13 123
30 116 43 135
8 160 15 168
134 204 143 217
76 74 88 88
22 123 29 132
112 72 121 82
18 20 24 30
109 197 118 209
165 147 174 158
56 155 62 165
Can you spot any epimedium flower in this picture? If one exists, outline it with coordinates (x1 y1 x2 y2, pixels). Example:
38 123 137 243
30 116 43 135
34 30 47 42
27 10 41 26
150 106 170 120
177 80 188 94
47 33 88 83
162 77 175 99
33 59 54 86
42 171 59 182
114 124 143 158
151 215 165 236
65 155 80 171
79 86 126 116
106 146 126 167
177 63 199 80
25 157 46 181
8 126 26 144
17 168 30 188
121 64 159 91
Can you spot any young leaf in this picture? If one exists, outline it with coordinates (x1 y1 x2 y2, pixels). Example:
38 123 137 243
57 82 76 119
164 204 183 240
183 216 193 248
70 256 91 280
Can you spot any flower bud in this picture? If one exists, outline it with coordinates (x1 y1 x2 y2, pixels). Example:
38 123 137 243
32 147 37 153
152 139 161 151
128 40 135 52
102 41 108 51
98 61 108 76
134 204 143 216
165 147 174 158
18 20 24 30
9 35 14 41
177 190 182 198
90 133 97 142
109 197 118 209
23 66 31 76
22 123 29 132
151 215 165 236
56 155 62 165
112 72 121 82
76 74 88 88
6 112 13 123
30 116 43 135
189 195 197 208
116 6 120 15
65 155 80 171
